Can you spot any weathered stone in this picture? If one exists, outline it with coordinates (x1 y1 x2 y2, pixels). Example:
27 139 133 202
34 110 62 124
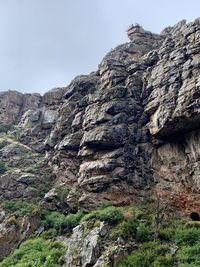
0 91 41 126
145 19 200 137
81 124 128 149
62 221 106 267
16 174 35 185
58 131 83 150
2 18 200 263
42 87 66 106
0 215 40 259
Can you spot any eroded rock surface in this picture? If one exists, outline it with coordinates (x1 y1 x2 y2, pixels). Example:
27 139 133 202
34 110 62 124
145 19 200 137
0 91 41 126
1 18 200 262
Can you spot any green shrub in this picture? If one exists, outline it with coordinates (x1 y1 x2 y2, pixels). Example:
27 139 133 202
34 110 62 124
158 227 174 241
0 162 7 174
64 211 84 231
41 229 58 239
153 256 174 267
58 187 70 204
185 221 200 228
42 211 66 230
2 200 15 210
112 219 138 239
174 228 200 246
0 237 66 267
176 243 200 266
134 206 147 219
2 200 39 216
81 210 99 222
179 264 200 267
118 242 173 267
98 206 123 224
42 211 84 231
136 223 151 242
82 206 123 225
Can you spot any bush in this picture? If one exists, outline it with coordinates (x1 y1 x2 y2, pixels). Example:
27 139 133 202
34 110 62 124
64 211 84 231
0 237 66 267
153 256 174 267
176 243 200 266
179 264 200 267
82 206 123 225
174 228 200 246
112 219 138 239
98 206 123 224
185 221 200 228
134 206 147 219
2 200 15 210
118 242 173 267
2 200 39 216
42 211 66 230
0 162 7 174
136 223 151 242
58 187 70 204
158 227 174 241
42 211 84 231
41 229 58 239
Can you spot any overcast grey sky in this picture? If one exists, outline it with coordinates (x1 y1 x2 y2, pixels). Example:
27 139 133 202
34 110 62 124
0 0 200 94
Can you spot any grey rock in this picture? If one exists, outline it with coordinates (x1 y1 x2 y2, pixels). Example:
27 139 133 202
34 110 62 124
62 221 105 267
17 174 35 185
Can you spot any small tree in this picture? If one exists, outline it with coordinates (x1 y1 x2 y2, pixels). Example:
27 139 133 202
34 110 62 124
153 187 173 238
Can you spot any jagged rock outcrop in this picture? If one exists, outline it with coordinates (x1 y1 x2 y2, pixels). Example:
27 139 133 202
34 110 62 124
145 19 200 137
58 220 131 267
1 18 200 264
0 136 54 201
0 214 40 259
0 90 41 126
143 18 200 216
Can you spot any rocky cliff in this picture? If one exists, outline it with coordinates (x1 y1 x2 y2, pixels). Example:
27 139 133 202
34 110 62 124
1 19 200 266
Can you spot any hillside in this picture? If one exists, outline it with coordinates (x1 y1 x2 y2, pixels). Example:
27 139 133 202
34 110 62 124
1 18 200 266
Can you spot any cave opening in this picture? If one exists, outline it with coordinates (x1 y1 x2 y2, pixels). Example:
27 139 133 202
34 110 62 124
190 212 200 221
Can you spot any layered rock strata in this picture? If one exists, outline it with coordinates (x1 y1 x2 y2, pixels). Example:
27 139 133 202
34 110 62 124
1 20 200 217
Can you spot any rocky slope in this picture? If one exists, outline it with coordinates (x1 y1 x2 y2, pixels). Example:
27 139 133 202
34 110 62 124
1 18 200 266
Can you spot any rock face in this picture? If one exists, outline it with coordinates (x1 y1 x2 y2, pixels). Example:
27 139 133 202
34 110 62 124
1 19 200 261
0 136 54 201
0 91 41 126
59 220 130 267
144 19 200 216
145 19 200 137
62 221 106 267
0 214 40 259
0 19 200 267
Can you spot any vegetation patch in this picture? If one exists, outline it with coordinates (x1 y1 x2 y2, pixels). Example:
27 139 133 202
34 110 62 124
56 186 71 204
117 207 200 267
42 210 84 232
82 206 123 225
2 202 200 267
2 200 40 216
0 237 66 267
118 242 173 267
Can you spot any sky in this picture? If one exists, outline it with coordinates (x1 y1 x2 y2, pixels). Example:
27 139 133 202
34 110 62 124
0 0 200 94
